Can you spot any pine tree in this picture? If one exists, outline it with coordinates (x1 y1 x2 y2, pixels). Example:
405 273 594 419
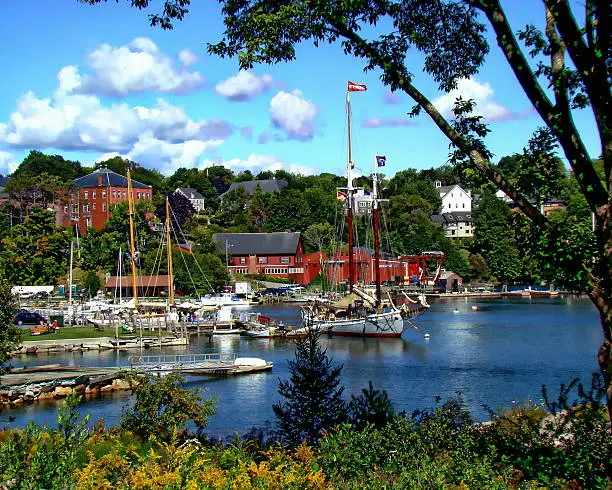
273 330 347 445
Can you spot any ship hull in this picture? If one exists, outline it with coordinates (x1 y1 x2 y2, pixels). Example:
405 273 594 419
309 310 405 338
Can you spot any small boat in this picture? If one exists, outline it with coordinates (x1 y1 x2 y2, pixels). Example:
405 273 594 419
198 292 251 307
237 312 288 338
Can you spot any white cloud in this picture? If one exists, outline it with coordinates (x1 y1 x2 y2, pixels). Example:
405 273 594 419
215 71 274 101
179 49 198 67
70 38 203 96
200 153 317 175
0 150 19 174
433 78 517 122
269 90 317 141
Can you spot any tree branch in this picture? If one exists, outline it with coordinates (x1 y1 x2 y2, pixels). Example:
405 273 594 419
472 0 607 214
331 21 546 226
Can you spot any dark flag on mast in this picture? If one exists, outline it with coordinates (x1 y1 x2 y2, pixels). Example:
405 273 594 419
376 155 387 167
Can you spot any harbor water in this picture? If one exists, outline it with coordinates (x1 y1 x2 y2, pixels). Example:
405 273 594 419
0 296 602 438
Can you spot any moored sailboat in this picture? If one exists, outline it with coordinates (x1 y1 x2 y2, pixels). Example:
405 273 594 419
300 82 428 338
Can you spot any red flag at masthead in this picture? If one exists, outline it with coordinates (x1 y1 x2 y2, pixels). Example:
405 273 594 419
347 81 367 92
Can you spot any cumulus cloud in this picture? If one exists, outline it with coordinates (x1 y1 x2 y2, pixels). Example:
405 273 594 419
215 71 274 101
433 78 526 122
362 117 416 128
0 150 19 174
178 49 198 67
68 38 204 96
200 153 317 175
269 90 317 141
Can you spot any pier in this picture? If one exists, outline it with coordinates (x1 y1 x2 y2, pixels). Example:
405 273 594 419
0 355 273 408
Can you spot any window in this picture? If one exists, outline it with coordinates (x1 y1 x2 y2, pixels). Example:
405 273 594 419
84 191 89 199
258 257 268 264
240 257 246 264
122 192 127 199
281 257 290 264
92 203 96 210
451 192 453 197
102 203 107 212
136 192 141 199
102 190 107 198
63 205 68 213
448 204 451 209
455 203 458 208
112 191 117 198
86 217 92 228
93 191 97 199
71 204 78 213
83 204 90 212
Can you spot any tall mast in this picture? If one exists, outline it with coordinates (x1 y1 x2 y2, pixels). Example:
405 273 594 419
68 240 74 326
126 167 138 306
346 92 354 292
165 196 175 305
372 162 381 306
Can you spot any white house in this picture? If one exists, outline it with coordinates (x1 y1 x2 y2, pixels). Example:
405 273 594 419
431 181 474 238
436 180 472 212
175 187 205 212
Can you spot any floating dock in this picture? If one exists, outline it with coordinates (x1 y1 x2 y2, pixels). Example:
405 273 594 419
0 354 273 408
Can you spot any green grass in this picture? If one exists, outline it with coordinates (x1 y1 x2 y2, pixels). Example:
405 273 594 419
21 326 131 341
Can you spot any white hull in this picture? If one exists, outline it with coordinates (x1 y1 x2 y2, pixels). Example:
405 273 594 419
199 294 251 307
306 309 406 338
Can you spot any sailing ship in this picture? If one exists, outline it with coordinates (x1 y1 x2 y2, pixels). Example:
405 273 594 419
300 82 429 338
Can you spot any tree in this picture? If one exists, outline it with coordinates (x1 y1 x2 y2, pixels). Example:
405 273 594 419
11 150 85 183
0 280 21 374
348 381 395 430
83 271 101 298
82 0 612 418
155 191 196 231
304 222 335 254
273 331 347 445
473 194 522 282
121 372 216 442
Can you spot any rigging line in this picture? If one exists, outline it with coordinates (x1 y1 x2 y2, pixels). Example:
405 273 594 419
170 226 201 296
168 203 215 294
144 229 165 298
142 233 164 299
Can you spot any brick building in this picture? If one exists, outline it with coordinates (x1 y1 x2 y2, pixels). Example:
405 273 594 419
59 167 152 233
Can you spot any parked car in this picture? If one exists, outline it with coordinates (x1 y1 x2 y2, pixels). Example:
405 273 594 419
14 309 47 325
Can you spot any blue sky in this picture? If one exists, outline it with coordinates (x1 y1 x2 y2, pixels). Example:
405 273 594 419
0 0 599 179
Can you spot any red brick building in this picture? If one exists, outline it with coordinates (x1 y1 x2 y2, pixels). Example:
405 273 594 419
59 167 152 234
213 232 307 283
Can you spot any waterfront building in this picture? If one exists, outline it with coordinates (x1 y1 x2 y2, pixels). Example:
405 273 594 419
430 180 474 238
220 178 288 200
104 274 172 298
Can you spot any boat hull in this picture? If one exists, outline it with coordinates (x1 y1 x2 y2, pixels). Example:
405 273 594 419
309 310 405 338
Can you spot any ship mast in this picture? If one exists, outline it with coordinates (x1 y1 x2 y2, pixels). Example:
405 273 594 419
126 166 138 307
372 163 382 307
165 196 175 305
346 92 355 292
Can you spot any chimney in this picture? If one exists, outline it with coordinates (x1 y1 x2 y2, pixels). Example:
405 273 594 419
97 175 103 186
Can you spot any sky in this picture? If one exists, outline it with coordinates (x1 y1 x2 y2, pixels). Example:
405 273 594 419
0 0 599 180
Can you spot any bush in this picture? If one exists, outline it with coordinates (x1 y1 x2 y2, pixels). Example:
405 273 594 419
120 372 217 442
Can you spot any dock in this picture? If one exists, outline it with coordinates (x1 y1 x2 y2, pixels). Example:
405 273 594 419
0 354 273 407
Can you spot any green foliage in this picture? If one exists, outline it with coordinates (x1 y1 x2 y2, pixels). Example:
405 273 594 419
348 381 395 430
120 372 217 442
82 271 101 297
473 194 522 282
11 150 85 183
0 390 90 489
273 331 347 446
0 207 71 285
0 280 20 373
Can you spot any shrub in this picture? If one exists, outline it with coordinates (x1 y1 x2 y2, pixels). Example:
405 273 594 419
120 372 217 442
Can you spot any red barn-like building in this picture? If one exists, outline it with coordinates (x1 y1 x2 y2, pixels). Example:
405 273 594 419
59 167 152 234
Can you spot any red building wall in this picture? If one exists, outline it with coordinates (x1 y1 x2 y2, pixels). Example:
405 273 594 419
60 185 152 234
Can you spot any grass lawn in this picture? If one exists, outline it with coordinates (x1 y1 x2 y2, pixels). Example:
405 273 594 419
20 326 129 341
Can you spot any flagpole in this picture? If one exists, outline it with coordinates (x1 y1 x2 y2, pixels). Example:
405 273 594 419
346 91 354 292
372 158 381 306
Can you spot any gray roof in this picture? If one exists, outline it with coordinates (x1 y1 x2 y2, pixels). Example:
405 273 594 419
223 179 288 196
176 187 204 200
73 167 151 189
212 232 301 255
438 184 470 197
430 212 473 224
